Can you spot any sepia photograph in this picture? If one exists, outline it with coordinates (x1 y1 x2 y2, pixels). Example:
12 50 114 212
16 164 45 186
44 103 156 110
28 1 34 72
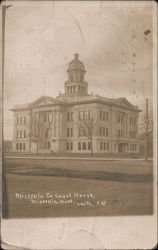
1 0 157 249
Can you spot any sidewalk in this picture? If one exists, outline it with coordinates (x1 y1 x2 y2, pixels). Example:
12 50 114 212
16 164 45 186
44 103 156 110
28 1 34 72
4 155 152 161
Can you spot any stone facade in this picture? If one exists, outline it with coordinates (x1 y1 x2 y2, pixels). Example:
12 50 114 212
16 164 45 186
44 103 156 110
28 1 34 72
11 54 141 154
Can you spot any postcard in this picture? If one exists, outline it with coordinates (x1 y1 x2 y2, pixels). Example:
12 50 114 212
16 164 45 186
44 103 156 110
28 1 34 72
1 0 157 249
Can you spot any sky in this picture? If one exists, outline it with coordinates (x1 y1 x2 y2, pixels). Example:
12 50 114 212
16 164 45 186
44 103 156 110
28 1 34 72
3 1 154 139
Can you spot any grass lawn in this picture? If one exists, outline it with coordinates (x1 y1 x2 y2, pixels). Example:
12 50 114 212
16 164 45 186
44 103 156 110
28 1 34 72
3 158 153 218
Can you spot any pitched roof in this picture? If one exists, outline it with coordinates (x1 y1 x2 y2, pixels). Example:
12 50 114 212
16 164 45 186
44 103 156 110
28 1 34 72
11 94 141 112
10 96 63 111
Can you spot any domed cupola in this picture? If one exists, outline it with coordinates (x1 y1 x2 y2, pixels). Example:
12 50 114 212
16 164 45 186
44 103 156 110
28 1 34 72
68 53 85 72
64 53 88 97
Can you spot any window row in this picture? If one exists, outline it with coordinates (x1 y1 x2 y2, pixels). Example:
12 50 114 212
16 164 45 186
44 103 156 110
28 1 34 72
78 110 93 120
129 116 136 126
129 131 136 139
116 113 123 123
66 142 73 151
127 144 137 151
100 111 109 121
79 127 91 137
66 142 92 151
44 112 53 122
99 127 108 137
100 142 109 151
17 116 26 125
67 85 86 94
16 130 26 139
78 141 91 150
16 143 26 150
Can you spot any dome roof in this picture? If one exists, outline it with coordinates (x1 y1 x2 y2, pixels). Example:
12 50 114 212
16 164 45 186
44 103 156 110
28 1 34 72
68 53 85 71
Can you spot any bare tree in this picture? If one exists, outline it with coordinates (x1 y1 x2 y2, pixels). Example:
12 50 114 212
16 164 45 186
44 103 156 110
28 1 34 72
33 112 40 154
139 111 153 160
76 112 99 155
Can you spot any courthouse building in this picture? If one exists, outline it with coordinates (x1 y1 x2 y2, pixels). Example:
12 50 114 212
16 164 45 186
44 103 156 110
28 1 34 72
11 53 141 154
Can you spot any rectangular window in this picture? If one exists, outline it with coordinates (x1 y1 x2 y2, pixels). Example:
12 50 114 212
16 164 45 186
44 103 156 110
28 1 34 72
100 142 103 150
48 113 52 122
78 142 81 150
88 127 91 137
120 115 123 123
88 110 92 120
20 117 23 125
103 111 105 120
45 113 47 122
20 143 22 150
67 112 70 121
117 129 123 138
103 127 105 136
100 127 102 136
129 130 136 139
66 142 69 150
82 142 86 150
67 128 70 137
99 111 102 121
106 112 109 121
107 142 109 151
121 129 123 138
116 114 123 123
100 111 102 120
83 111 87 120
71 142 73 150
106 128 108 137
44 113 50 122
16 143 18 150
20 130 22 138
23 143 25 150
104 142 106 150
71 112 74 121
71 128 73 137
79 127 85 137
24 116 26 125
79 111 83 120
88 142 91 150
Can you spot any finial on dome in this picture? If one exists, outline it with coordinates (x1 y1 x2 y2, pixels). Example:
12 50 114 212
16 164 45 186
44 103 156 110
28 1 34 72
74 53 79 60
